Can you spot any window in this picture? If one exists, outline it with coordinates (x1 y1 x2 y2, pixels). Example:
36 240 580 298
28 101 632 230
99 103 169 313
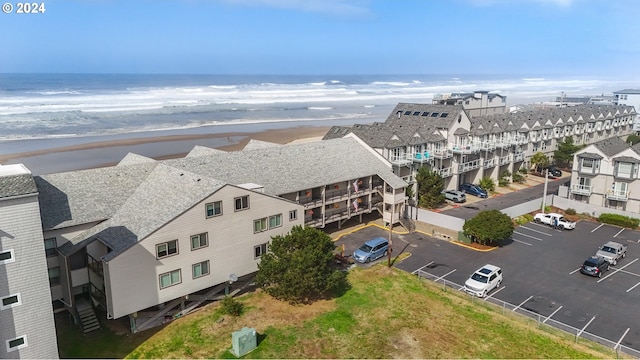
412 111 420 116
48 267 60 286
254 218 268 233
44 237 57 257
440 113 448 117
192 260 210 279
1 294 21 310
235 195 249 211
205 201 222 218
269 214 282 229
616 162 633 178
190 233 208 250
159 269 181 289
156 240 178 259
421 112 430 116
289 210 297 221
254 243 268 259
0 249 14 265
430 112 439 117
403 110 411 115
6 336 27 353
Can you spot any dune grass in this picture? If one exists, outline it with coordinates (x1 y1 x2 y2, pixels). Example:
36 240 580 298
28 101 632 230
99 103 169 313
89 265 619 359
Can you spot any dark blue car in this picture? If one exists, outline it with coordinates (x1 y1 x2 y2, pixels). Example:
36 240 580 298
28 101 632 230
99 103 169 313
459 183 488 198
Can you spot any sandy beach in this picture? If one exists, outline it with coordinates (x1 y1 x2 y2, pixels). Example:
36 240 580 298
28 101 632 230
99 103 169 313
0 125 332 175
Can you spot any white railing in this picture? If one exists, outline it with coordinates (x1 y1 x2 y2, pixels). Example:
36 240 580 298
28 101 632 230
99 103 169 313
389 153 413 166
451 143 482 153
435 167 452 178
499 155 511 165
430 148 453 159
571 184 592 196
514 153 525 162
483 158 496 168
458 159 481 173
606 190 629 201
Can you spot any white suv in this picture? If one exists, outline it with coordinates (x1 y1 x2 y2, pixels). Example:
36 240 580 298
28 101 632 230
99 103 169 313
464 264 503 297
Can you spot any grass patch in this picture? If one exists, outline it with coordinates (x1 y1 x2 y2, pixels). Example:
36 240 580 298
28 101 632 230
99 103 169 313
59 266 621 358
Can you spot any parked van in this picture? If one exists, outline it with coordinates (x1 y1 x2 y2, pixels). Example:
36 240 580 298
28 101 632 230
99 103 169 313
353 237 389 263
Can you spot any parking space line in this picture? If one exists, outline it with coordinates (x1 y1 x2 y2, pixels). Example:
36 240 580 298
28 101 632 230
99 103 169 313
598 258 639 283
543 305 563 323
518 226 553 236
412 261 434 274
591 224 604 233
484 286 505 301
435 269 456 282
512 238 532 246
513 231 544 241
512 295 533 312
613 267 640 278
577 316 596 337
614 228 625 238
626 282 640 293
616 328 630 350
569 267 581 275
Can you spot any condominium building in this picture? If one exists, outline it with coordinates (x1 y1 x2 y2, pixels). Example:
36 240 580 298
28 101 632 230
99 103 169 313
570 137 640 212
613 89 640 131
432 91 507 116
20 137 407 332
0 164 58 359
324 103 636 192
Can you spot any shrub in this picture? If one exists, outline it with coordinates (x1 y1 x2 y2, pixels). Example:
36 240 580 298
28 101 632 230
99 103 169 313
565 208 577 215
518 167 528 174
221 296 244 316
598 213 640 229
479 177 495 193
498 170 511 187
512 172 525 183
514 214 534 225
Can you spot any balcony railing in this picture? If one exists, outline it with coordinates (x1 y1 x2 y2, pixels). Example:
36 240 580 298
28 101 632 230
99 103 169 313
571 184 592 196
412 152 434 164
499 155 511 165
606 190 629 201
513 153 525 162
430 148 453 159
435 167 452 178
458 159 481 173
389 153 413 167
483 158 496 168
451 143 482 154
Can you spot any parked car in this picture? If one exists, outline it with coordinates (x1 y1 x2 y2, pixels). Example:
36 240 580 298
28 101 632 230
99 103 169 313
536 165 562 178
459 183 488 198
463 264 503 297
580 256 610 278
442 190 466 203
595 241 627 266
533 212 576 230
352 237 389 263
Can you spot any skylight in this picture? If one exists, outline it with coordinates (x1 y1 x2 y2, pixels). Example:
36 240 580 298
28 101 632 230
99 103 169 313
440 113 448 117
413 111 421 116
404 111 411 115
421 112 430 116
431 112 440 117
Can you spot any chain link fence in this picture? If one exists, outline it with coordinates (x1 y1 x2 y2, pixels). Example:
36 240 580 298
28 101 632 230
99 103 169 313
413 269 640 358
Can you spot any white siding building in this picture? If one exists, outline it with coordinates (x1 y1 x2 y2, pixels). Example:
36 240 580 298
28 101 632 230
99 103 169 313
613 89 640 131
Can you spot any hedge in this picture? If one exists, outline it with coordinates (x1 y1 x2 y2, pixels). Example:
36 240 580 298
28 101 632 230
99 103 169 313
598 213 640 229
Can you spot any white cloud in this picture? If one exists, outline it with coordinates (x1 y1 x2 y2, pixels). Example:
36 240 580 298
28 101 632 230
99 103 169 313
219 0 371 17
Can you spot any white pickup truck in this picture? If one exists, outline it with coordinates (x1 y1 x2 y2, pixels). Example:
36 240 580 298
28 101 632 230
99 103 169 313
595 241 627 266
533 212 576 230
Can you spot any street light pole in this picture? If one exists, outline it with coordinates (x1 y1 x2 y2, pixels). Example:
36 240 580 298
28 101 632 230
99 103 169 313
541 168 549 212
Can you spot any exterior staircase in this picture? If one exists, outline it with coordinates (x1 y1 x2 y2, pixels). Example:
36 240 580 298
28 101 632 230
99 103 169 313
76 299 101 334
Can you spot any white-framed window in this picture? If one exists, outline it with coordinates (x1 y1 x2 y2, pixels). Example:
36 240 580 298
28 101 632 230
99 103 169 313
0 293 21 310
6 335 27 353
156 240 178 259
192 260 210 279
0 249 15 265
289 210 297 221
235 195 250 211
44 237 57 257
269 214 282 229
254 243 268 259
615 162 634 179
159 269 181 289
190 233 208 250
48 267 60 286
205 201 222 218
254 218 268 233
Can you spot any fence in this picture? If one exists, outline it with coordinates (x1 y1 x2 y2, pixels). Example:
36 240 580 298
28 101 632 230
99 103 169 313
413 269 640 358
552 194 640 220
500 195 552 218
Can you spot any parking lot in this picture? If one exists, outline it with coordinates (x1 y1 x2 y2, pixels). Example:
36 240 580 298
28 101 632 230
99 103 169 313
335 219 640 355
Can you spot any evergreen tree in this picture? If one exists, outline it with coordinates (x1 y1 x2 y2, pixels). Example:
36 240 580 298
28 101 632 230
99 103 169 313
463 210 514 246
415 166 445 209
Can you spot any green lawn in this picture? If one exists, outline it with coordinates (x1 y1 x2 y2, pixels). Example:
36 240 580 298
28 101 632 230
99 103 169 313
58 265 620 358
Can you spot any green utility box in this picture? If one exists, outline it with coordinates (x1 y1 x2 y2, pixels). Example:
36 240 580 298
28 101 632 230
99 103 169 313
231 327 257 357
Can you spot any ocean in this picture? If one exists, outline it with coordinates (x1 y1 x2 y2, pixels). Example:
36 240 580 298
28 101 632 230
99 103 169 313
0 73 638 155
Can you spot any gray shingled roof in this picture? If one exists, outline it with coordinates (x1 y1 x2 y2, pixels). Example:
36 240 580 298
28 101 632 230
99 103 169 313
61 164 226 260
578 152 604 160
163 137 407 194
35 162 159 230
612 156 640 163
186 145 226 157
0 174 37 199
242 139 282 151
118 153 156 166
592 137 631 157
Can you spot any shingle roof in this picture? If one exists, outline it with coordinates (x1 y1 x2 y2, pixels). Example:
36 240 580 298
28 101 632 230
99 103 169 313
0 174 37 199
186 145 226 157
163 137 407 194
612 156 640 163
242 139 282 151
592 137 631 157
578 152 604 160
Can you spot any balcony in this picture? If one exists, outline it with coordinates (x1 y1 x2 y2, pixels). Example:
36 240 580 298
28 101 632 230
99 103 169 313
571 184 592 196
513 153 525 162
451 143 482 154
435 167 452 178
458 159 481 173
511 136 528 145
483 158 496 168
479 141 496 151
412 151 434 164
430 148 453 159
499 155 511 166
606 190 629 201
389 153 413 167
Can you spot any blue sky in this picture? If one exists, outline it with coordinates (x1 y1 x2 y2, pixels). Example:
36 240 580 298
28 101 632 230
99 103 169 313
1 0 639 75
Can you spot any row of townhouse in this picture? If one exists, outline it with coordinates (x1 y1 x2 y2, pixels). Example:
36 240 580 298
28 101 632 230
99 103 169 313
1 136 408 341
569 137 640 212
324 102 636 192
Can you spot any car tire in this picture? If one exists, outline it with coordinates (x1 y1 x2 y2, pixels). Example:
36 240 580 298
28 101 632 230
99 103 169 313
496 280 502 288
559 224 564 230
598 271 602 278
383 250 388 257
481 290 487 298
612 259 617 266
365 257 370 263
535 218 541 223
623 252 626 258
